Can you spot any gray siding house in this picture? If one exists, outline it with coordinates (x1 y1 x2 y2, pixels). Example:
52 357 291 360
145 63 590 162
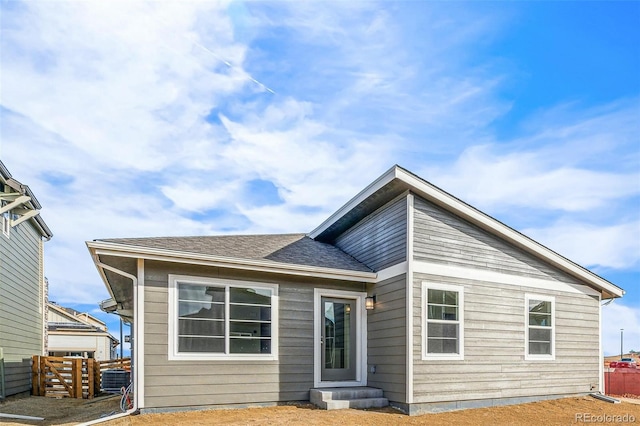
87 165 623 414
0 160 52 398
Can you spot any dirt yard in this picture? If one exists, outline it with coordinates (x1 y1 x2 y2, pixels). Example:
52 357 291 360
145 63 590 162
1 395 639 425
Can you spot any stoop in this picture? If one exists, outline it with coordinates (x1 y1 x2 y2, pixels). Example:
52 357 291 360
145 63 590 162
310 387 389 410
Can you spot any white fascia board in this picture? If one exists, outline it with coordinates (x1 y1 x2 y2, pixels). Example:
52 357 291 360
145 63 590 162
307 165 622 298
395 168 624 298
308 165 398 239
86 241 377 283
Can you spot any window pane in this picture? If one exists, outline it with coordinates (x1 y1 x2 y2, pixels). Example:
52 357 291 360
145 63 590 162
179 301 224 319
428 323 458 338
179 319 224 337
529 328 551 343
230 287 272 305
230 338 271 354
529 341 551 355
427 338 458 354
179 336 224 353
428 305 458 321
230 304 271 321
428 289 458 306
179 284 224 302
529 300 551 314
230 321 271 338
529 313 552 326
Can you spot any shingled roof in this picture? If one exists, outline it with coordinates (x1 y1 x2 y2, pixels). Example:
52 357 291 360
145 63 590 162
98 233 371 273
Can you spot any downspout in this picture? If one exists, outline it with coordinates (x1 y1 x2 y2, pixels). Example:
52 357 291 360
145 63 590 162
1 347 5 399
78 261 139 425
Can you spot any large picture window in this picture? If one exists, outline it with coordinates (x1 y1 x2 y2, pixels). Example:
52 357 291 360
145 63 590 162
169 275 278 360
422 283 464 360
525 294 555 360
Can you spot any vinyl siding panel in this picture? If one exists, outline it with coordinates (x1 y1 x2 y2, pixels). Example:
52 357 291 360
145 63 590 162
412 273 600 404
142 261 366 409
335 196 407 271
367 273 406 403
0 221 44 396
413 196 580 282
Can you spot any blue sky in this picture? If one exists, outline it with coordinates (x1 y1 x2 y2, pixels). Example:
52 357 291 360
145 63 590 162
1 1 638 357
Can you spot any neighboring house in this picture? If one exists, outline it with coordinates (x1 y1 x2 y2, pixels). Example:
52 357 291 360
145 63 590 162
47 302 119 361
87 165 624 414
0 160 52 398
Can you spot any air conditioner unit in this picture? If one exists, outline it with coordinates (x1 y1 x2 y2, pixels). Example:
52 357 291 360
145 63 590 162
102 369 131 393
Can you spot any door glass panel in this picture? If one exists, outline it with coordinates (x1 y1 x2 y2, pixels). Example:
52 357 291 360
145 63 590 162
321 297 356 381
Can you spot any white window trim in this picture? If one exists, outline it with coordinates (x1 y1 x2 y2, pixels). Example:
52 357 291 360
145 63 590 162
2 212 10 237
421 282 464 360
524 293 555 361
313 288 367 388
168 274 279 361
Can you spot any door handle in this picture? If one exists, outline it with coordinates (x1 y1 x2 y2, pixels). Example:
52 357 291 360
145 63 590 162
320 336 324 345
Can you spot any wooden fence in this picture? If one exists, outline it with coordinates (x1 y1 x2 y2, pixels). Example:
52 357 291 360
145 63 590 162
32 356 131 399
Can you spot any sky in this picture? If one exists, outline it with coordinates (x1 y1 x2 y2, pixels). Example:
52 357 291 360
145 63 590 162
1 1 638 357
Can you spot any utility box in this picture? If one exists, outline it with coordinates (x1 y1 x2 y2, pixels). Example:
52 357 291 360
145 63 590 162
102 369 130 393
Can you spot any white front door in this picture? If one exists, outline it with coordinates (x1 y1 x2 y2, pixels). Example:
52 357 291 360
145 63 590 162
314 289 367 388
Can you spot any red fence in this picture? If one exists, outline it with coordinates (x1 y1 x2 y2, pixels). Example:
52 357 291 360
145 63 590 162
605 369 640 396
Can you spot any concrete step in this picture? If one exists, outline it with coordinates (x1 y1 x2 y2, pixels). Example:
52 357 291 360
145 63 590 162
310 387 388 410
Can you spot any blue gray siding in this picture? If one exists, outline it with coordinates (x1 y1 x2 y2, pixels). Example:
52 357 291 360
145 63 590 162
0 221 44 396
334 196 407 271
413 196 579 282
367 273 406 403
412 273 599 405
410 195 600 408
143 261 366 409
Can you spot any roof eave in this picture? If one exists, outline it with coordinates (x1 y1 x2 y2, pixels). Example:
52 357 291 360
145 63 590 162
86 240 377 283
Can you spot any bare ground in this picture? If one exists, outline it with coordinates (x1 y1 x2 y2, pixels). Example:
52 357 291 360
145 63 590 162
2 395 640 426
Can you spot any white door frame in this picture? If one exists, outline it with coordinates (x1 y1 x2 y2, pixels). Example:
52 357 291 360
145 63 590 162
313 288 368 388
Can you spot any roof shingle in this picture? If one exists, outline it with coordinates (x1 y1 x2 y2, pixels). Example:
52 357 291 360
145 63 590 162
99 233 371 272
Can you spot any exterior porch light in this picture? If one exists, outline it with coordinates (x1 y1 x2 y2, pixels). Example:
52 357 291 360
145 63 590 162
365 295 376 310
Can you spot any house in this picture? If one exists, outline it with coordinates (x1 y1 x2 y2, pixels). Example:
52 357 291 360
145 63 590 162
87 165 623 414
0 160 53 398
47 302 119 361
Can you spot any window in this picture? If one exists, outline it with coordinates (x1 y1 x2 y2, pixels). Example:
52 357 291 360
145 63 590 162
422 283 464 360
1 201 9 237
168 275 278 360
525 294 555 360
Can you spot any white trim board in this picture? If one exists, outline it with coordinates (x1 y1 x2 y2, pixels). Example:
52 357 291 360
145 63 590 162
376 261 407 282
87 242 376 283
405 193 414 404
136 258 145 409
413 261 601 297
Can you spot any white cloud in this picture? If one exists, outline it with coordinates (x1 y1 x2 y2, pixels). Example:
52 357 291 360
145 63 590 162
429 143 639 214
523 221 640 270
602 302 640 356
1 1 242 172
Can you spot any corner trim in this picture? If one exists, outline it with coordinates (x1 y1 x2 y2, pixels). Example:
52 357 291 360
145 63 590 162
406 193 414 404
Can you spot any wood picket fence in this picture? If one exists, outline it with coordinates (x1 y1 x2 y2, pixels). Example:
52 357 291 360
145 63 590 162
31 356 131 399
